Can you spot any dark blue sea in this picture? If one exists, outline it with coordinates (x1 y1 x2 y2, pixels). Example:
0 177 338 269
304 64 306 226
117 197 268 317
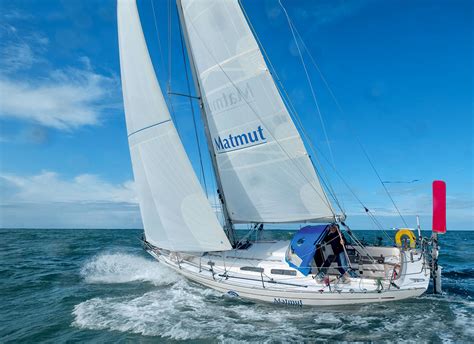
1 228 472 343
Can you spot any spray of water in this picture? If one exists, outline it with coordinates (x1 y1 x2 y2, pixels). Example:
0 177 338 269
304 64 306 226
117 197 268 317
73 251 474 341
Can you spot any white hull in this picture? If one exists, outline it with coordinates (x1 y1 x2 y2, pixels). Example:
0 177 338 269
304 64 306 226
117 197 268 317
118 0 440 308
145 240 430 307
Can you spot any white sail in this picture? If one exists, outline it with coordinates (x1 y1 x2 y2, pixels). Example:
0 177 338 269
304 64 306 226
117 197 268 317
117 0 232 252
177 0 335 223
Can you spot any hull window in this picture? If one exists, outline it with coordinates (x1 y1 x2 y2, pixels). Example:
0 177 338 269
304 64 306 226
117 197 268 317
271 269 297 276
240 266 264 273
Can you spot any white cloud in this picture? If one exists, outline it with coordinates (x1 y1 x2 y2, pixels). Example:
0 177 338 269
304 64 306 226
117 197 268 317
0 68 119 130
0 41 37 72
1 9 33 21
0 171 142 228
1 171 137 204
0 22 49 72
0 21 120 130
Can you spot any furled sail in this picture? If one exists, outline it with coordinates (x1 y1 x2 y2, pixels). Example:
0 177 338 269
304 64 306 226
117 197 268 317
117 0 232 252
177 0 335 223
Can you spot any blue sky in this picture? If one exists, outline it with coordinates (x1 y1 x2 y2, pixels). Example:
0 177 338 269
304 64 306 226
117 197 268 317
0 0 472 230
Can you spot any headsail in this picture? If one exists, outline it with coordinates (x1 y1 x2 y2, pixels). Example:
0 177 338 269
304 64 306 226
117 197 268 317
117 0 232 252
177 0 335 223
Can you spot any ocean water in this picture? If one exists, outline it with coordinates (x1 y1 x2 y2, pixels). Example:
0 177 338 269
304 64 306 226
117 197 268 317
1 228 472 343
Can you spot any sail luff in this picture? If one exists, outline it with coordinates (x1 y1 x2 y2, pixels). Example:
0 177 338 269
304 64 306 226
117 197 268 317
117 0 232 252
176 0 236 243
178 0 335 223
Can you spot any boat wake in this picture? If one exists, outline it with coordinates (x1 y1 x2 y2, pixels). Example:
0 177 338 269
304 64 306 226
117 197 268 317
80 252 181 286
72 251 474 341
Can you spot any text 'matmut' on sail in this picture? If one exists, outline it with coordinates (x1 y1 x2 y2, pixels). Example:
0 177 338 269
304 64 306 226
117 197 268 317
177 0 335 224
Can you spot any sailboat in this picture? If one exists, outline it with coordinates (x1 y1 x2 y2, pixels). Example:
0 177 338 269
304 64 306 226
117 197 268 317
117 0 445 306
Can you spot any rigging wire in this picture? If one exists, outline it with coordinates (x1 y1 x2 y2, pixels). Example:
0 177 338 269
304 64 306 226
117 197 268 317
166 0 179 125
150 0 166 77
238 1 344 217
177 19 208 196
360 147 409 228
150 0 178 130
167 0 172 94
383 179 420 184
166 0 180 133
310 140 395 243
278 0 337 172
286 14 409 228
292 28 408 227
279 84 345 215
239 1 395 241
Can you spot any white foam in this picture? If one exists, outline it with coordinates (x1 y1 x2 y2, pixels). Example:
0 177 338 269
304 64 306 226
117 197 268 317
451 303 474 338
314 328 345 336
72 285 474 341
72 278 309 340
80 252 181 286
312 313 343 325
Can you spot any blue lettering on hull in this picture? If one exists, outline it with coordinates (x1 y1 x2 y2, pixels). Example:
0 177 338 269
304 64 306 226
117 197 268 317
214 125 267 153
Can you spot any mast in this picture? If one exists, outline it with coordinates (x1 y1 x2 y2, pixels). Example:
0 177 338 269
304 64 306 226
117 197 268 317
176 0 236 245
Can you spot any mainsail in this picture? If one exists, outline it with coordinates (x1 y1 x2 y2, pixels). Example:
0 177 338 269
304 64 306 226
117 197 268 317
117 0 232 252
177 0 335 223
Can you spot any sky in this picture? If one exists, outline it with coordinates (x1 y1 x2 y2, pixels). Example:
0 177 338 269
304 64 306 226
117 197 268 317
0 0 472 230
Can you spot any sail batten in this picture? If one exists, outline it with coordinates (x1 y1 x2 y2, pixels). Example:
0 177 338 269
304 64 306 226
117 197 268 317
178 0 335 223
118 0 232 252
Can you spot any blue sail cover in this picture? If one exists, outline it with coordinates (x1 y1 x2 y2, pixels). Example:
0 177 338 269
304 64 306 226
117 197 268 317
285 225 329 276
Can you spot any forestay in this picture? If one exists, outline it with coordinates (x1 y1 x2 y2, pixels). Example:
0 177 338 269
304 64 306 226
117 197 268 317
178 0 335 223
117 0 231 252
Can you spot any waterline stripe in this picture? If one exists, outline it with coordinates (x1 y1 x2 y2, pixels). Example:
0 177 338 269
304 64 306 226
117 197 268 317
128 119 171 138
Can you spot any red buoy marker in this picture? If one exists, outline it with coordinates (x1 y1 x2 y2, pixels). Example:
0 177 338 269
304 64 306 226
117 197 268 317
432 180 447 234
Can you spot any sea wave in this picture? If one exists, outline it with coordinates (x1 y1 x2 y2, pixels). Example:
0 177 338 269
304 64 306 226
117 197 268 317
442 268 474 280
80 252 181 286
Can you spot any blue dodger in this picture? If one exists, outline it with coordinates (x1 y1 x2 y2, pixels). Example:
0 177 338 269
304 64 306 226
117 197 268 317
285 225 329 276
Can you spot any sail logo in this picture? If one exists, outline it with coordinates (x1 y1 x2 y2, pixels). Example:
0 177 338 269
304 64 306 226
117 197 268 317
208 83 254 114
214 126 266 153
